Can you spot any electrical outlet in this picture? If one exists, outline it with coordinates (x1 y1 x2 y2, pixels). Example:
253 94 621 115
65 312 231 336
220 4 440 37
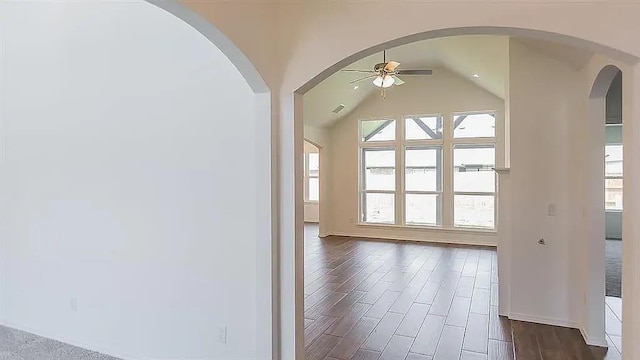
216 325 227 344
349 217 355 224
70 298 78 312
548 203 557 216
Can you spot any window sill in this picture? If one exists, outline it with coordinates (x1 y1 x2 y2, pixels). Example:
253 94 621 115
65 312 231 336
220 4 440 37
356 222 496 235
304 201 319 204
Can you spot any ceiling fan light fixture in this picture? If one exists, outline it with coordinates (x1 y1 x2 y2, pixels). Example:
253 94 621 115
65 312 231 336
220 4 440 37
373 74 395 88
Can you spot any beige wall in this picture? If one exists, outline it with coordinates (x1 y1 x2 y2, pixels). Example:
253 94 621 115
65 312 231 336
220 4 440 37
326 68 504 246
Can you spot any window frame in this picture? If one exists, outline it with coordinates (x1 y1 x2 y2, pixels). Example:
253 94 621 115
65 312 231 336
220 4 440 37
357 110 498 231
451 111 497 229
402 113 445 226
360 144 397 224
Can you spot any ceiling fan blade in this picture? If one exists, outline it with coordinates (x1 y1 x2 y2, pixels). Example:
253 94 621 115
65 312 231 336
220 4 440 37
391 75 405 85
350 74 377 84
396 69 433 75
341 69 377 73
384 61 400 72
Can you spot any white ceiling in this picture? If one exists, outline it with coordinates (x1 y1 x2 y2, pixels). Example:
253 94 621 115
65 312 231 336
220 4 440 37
303 35 595 129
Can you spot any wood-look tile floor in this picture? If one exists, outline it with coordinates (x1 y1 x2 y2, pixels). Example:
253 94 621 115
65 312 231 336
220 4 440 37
604 296 622 359
512 319 621 360
304 224 512 360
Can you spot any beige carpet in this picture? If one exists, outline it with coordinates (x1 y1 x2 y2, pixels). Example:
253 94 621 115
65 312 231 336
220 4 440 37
0 325 119 360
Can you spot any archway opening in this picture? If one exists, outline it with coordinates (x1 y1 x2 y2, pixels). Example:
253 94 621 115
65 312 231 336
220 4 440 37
293 28 638 360
586 64 624 357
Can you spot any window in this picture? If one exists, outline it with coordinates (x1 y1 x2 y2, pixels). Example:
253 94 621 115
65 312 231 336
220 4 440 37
362 119 395 142
359 112 497 230
406 116 443 140
360 119 397 224
605 144 623 210
452 112 496 229
361 148 396 223
405 146 442 225
404 115 444 226
453 145 496 228
453 113 496 138
304 149 319 202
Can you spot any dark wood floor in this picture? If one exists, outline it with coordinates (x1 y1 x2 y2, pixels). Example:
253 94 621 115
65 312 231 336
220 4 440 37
304 224 511 360
304 224 622 360
511 320 621 360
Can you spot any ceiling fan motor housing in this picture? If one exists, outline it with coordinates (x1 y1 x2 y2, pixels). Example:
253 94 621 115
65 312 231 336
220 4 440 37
374 63 388 72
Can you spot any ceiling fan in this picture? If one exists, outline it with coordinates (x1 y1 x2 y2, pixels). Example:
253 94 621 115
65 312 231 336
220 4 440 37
341 50 433 97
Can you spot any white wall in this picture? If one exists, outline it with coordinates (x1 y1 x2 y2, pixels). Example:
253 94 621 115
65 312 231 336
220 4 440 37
508 40 586 330
0 2 267 359
326 69 504 246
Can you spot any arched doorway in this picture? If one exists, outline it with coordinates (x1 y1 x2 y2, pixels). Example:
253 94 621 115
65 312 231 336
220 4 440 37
288 29 639 360
585 64 624 355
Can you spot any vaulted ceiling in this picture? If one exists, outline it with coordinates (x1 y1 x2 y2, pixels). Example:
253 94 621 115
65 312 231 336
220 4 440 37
303 35 509 128
303 35 595 129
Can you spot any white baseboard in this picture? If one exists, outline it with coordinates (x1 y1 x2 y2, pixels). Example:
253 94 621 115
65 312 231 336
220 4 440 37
509 314 609 348
579 325 608 347
1 320 138 360
325 231 497 247
509 312 580 329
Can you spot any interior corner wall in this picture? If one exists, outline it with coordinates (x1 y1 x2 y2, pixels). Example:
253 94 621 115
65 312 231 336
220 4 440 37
326 69 504 245
508 39 586 327
0 2 267 359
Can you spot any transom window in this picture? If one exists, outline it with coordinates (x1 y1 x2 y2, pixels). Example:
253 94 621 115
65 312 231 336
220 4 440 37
359 112 497 229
